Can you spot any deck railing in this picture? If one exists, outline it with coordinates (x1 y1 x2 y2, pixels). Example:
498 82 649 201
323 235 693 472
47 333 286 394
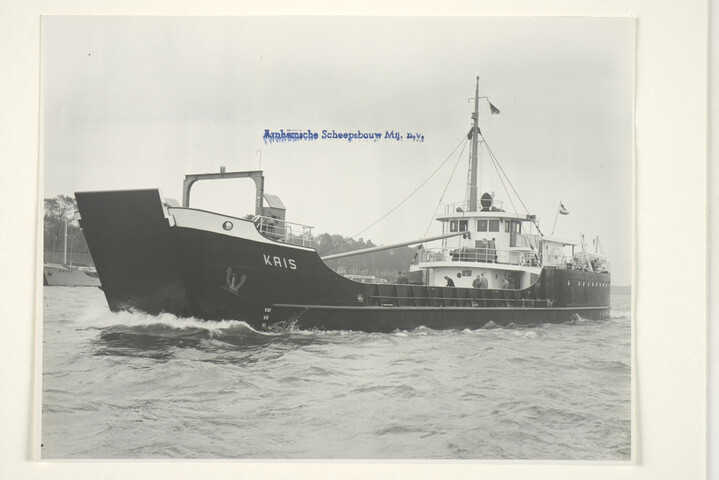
443 199 505 214
366 283 548 308
417 246 540 267
416 246 610 272
254 215 314 247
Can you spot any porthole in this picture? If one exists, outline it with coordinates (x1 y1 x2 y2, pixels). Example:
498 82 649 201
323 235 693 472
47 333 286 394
357 294 364 303
222 221 233 231
567 280 571 286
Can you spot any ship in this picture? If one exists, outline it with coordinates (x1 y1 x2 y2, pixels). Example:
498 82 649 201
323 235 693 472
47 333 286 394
43 264 100 287
44 219 100 287
75 78 610 332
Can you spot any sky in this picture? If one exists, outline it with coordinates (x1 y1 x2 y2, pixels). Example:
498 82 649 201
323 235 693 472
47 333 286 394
41 16 634 285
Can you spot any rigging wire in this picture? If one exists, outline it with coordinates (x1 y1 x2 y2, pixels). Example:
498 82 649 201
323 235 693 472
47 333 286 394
480 133 545 265
318 136 469 256
480 133 532 218
486 148 521 218
423 138 469 237
480 132 544 236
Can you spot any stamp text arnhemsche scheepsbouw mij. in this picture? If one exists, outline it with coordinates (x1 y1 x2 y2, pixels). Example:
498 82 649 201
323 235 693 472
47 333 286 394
262 129 424 144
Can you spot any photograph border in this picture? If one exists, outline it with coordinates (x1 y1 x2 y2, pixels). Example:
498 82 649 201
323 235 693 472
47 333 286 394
0 1 709 479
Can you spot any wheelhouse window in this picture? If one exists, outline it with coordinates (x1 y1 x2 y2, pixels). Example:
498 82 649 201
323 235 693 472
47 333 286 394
459 220 468 232
508 221 522 247
449 220 458 232
505 220 522 233
488 219 500 232
477 219 488 231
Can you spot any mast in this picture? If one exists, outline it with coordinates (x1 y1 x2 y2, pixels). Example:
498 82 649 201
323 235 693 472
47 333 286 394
468 76 480 212
63 219 68 265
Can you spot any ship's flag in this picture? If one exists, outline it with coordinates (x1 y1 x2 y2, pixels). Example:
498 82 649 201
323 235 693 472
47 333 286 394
559 202 569 215
489 101 500 115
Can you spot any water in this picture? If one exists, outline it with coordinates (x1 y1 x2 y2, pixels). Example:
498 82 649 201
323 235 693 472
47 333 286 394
41 287 631 460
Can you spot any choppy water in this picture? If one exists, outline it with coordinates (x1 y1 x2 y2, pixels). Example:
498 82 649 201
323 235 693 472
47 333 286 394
41 287 631 460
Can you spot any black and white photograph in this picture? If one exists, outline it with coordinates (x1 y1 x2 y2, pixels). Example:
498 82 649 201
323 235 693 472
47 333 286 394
39 16 634 460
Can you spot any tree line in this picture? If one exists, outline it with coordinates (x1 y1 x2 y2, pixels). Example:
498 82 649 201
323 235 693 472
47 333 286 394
43 195 93 266
315 234 416 281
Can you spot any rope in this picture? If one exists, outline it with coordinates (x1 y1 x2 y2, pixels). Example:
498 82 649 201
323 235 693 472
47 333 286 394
423 138 469 237
318 136 469 256
480 133 544 265
480 133 544 236
481 136 521 218
480 134 531 215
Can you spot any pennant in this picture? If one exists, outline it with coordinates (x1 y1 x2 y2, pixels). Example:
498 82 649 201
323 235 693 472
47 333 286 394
559 202 569 215
489 101 500 115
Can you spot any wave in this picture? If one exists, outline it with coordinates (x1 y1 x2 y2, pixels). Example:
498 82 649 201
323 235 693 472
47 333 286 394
85 308 293 357
79 301 630 358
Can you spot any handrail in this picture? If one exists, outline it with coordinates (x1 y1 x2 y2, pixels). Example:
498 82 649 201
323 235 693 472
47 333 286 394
364 281 550 308
253 215 314 247
443 199 505 214
415 246 610 272
417 246 539 267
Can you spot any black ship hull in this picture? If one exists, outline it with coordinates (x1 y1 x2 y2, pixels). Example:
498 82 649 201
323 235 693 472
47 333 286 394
76 189 611 333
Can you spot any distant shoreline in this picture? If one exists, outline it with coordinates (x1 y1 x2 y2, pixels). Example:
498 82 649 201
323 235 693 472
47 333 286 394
611 285 631 295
